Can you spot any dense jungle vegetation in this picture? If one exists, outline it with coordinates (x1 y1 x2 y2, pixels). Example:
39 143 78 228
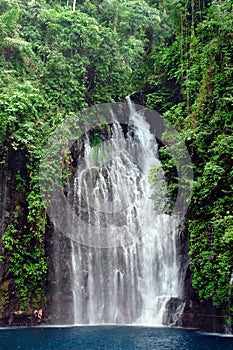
0 0 232 324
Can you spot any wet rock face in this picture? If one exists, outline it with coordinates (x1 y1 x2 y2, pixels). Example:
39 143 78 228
162 228 230 333
45 226 75 325
0 153 15 326
0 148 48 327
179 252 229 333
0 161 11 280
129 92 146 106
181 298 227 333
163 297 185 326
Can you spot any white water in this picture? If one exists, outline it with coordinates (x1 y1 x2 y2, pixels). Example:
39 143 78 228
69 99 182 325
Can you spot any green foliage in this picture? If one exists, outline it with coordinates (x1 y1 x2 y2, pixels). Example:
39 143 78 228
148 164 168 213
148 146 181 215
91 132 102 148
2 172 47 309
148 0 233 321
0 80 46 150
0 0 232 323
0 0 165 312
189 216 233 306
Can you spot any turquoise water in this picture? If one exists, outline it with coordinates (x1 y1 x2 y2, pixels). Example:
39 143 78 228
0 326 232 350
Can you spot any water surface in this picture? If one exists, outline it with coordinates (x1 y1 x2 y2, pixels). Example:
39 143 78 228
0 326 232 350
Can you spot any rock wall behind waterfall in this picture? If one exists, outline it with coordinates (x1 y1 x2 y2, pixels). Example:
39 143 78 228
0 149 34 326
0 138 230 333
47 107 185 326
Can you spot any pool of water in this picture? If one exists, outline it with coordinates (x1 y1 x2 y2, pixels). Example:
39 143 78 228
0 326 232 350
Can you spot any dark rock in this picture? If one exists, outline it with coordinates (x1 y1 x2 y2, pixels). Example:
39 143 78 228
181 298 227 333
180 251 228 333
163 297 185 326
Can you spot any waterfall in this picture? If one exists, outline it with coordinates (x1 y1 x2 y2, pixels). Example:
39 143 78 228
53 98 183 325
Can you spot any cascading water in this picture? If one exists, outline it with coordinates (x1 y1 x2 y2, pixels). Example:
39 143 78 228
53 98 183 325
